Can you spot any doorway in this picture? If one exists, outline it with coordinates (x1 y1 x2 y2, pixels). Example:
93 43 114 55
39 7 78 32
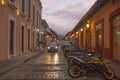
86 31 91 50
112 14 120 61
96 30 102 51
10 20 14 56
33 31 34 49
80 31 83 48
95 22 103 52
28 29 30 50
21 26 24 53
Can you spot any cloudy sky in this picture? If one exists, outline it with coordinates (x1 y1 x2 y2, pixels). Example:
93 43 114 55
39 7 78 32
41 0 96 35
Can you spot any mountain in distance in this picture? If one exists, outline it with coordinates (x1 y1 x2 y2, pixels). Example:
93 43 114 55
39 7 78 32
58 35 64 40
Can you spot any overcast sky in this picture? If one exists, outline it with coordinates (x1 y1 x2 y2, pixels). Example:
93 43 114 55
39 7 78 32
41 0 96 35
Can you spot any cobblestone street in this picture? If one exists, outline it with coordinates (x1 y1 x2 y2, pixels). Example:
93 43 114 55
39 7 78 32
0 52 105 80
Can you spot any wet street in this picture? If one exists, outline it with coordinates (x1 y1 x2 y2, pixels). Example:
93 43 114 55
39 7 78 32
0 51 105 80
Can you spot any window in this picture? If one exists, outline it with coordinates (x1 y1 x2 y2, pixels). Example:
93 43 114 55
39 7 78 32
9 0 16 7
33 4 35 22
113 14 120 60
21 0 26 14
10 0 15 5
28 0 31 18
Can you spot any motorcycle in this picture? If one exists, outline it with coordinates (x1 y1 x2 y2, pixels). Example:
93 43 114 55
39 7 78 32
68 49 114 80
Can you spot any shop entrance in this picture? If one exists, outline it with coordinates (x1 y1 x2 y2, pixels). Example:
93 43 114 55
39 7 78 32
96 22 103 52
86 31 91 50
96 30 102 51
113 14 120 61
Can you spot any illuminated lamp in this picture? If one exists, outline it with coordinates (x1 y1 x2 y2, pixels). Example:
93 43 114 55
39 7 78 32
17 9 20 15
81 28 83 31
1 0 5 5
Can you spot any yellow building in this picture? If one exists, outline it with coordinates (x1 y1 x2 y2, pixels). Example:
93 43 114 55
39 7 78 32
69 0 120 62
0 0 42 61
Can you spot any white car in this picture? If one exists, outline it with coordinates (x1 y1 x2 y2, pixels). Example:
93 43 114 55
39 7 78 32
47 42 58 52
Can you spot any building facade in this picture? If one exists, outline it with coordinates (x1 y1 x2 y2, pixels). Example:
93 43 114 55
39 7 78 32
67 0 120 62
0 0 42 61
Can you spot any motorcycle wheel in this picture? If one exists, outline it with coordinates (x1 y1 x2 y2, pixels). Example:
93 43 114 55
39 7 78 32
68 65 81 78
103 66 114 80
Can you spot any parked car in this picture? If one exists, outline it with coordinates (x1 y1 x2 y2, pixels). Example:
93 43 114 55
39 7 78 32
62 41 71 48
47 42 58 52
61 41 71 52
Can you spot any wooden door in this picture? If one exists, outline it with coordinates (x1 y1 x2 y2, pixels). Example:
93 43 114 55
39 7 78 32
33 31 34 49
86 31 91 50
81 32 83 47
21 26 24 52
10 20 14 55
96 30 102 52
28 29 30 50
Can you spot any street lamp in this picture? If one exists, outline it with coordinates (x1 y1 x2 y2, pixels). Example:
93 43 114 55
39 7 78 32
86 23 90 28
81 28 83 31
1 0 5 5
86 21 90 28
76 32 78 34
17 9 20 16
72 34 74 37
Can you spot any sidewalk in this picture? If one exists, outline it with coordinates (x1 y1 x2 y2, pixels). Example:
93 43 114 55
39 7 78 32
0 51 41 77
108 60 120 80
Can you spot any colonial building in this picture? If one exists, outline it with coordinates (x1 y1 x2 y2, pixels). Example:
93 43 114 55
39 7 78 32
40 20 49 44
41 20 58 46
0 0 42 61
66 0 120 62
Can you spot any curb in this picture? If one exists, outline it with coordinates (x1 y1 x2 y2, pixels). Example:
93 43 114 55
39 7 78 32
0 52 40 78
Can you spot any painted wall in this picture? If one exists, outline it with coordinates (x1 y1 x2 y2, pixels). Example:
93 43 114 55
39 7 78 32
90 0 120 58
76 0 120 59
0 0 42 61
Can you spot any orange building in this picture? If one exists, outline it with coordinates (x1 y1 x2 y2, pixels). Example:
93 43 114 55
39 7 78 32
0 0 42 61
68 0 120 62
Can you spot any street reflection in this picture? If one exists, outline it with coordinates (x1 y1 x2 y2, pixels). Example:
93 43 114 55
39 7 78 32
0 51 105 80
54 53 59 64
45 53 60 64
46 53 51 64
